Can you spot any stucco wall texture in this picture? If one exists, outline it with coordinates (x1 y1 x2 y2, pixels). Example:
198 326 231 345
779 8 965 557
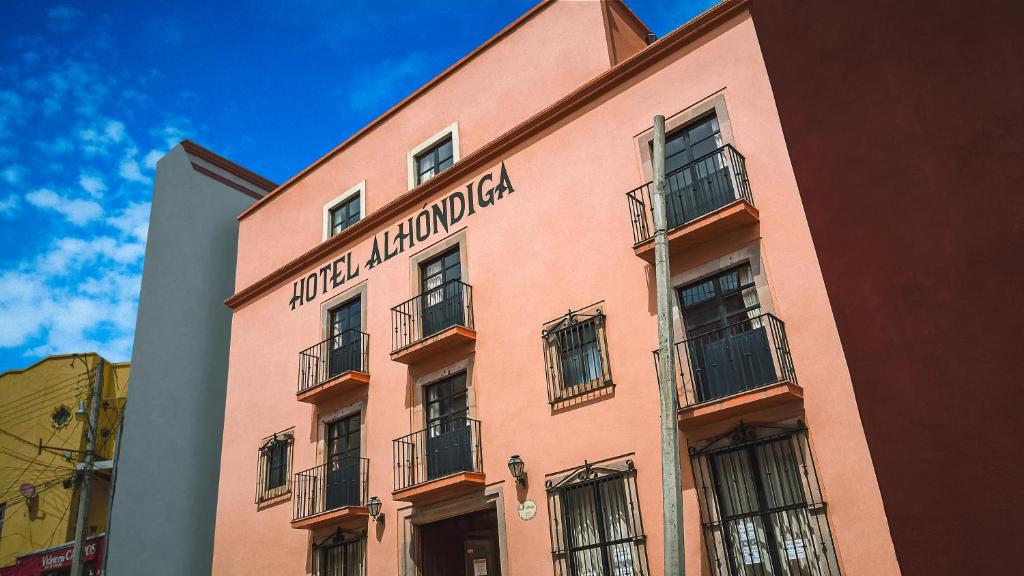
214 3 901 576
750 0 1024 574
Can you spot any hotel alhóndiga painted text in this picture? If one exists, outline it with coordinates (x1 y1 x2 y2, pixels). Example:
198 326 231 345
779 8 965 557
288 161 514 311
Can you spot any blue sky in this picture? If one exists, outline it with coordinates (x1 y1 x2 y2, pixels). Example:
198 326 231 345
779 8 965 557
0 0 717 369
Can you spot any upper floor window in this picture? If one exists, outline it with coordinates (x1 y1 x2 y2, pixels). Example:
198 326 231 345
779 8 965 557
322 181 364 241
546 460 649 576
329 194 361 237
542 304 612 404
415 135 454 185
256 430 293 503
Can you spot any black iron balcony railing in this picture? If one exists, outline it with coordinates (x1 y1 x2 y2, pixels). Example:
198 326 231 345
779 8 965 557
292 456 369 522
391 279 474 353
674 313 796 408
626 144 753 245
297 330 369 395
393 417 482 491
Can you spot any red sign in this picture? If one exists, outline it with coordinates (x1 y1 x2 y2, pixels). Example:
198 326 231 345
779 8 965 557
2 535 104 576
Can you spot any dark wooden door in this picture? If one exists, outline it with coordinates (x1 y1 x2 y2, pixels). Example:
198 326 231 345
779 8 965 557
328 298 362 377
421 249 463 337
679 265 776 402
326 413 361 509
662 113 734 227
424 373 471 480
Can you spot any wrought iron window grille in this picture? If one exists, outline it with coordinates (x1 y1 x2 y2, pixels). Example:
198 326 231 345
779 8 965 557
256 430 294 503
545 459 649 576
312 529 366 576
689 421 843 576
542 305 613 405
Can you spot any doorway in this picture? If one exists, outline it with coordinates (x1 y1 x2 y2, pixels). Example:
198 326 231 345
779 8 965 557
420 508 501 576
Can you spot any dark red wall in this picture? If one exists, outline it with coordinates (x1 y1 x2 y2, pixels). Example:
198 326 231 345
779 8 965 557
749 1 1024 574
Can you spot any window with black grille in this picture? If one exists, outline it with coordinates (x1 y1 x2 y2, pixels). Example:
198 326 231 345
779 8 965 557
256 430 293 503
542 305 612 404
546 460 649 576
414 135 454 185
690 423 842 576
313 534 365 576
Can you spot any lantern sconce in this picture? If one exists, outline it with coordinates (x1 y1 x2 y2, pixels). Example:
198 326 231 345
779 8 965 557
508 455 527 486
367 496 384 525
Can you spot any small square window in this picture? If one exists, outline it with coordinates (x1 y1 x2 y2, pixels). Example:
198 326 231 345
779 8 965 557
256 432 293 503
542 305 612 403
415 136 454 185
329 193 361 237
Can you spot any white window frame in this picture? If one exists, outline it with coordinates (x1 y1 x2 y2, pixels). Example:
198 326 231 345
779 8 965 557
407 121 460 190
322 180 366 241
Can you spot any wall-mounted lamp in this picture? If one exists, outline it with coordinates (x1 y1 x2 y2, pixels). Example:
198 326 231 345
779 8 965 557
367 496 384 525
507 455 527 485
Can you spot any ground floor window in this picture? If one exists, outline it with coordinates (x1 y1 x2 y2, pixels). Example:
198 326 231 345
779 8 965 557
690 423 842 576
313 533 365 576
546 460 648 576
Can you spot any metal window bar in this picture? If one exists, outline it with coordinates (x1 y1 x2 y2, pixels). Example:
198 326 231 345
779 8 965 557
292 457 369 522
392 417 482 491
690 424 841 576
625 144 752 245
658 313 796 409
390 279 474 353
543 311 613 404
546 463 649 576
313 535 366 576
255 435 293 503
298 330 370 395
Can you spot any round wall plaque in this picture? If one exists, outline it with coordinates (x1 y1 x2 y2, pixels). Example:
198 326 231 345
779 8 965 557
518 500 537 521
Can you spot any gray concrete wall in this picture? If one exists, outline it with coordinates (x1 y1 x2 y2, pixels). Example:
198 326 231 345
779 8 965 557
105 144 260 576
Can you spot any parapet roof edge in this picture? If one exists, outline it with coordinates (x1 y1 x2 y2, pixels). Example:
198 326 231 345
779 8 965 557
236 0 559 220
224 0 748 312
180 139 277 193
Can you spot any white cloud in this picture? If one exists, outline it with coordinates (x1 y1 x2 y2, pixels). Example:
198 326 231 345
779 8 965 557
0 195 21 216
36 136 74 156
1 165 26 185
26 187 104 226
143 149 163 169
78 119 127 156
0 90 26 139
118 156 149 184
78 172 106 197
106 202 151 243
47 5 83 32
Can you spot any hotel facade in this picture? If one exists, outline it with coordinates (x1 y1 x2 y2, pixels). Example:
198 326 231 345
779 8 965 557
212 1 905 575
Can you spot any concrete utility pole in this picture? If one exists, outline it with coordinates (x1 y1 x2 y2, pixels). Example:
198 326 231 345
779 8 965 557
652 115 685 574
71 356 103 576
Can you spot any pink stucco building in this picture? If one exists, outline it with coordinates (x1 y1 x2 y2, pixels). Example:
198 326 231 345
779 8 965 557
213 1 902 575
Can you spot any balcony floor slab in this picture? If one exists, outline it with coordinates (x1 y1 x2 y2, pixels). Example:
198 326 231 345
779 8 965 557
678 380 803 430
392 471 486 505
635 200 759 263
297 371 370 404
390 326 476 364
290 505 369 530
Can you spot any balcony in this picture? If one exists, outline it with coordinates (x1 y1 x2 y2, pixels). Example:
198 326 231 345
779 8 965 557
390 280 476 364
674 313 802 428
392 417 484 504
291 457 369 530
297 330 370 403
626 144 758 262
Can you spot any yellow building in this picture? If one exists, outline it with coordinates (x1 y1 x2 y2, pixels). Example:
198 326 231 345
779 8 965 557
0 353 128 569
